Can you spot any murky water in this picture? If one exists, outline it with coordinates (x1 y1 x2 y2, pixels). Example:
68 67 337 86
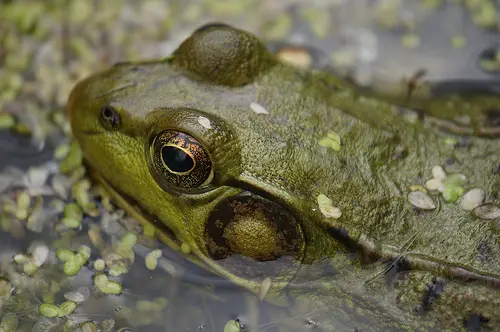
1 1 499 331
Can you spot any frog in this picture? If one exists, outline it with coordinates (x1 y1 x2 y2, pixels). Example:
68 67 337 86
67 23 500 331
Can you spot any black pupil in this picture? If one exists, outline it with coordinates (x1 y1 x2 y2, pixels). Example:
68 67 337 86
102 107 114 119
161 146 194 173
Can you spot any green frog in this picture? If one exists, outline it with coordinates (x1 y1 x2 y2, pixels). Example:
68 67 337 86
67 24 500 331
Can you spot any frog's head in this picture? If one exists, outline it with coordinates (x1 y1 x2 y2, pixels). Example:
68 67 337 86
67 24 391 302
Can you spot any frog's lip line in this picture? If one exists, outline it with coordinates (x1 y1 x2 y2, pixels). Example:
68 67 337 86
81 129 105 136
88 165 500 291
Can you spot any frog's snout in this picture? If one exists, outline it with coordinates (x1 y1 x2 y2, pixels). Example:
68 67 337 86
203 191 305 262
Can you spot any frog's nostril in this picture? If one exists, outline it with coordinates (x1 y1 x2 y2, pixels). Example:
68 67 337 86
204 192 305 262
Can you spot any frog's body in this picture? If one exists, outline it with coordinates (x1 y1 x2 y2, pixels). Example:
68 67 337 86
68 25 500 331
264 1 500 138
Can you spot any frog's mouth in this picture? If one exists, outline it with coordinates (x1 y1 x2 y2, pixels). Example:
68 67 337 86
88 168 305 303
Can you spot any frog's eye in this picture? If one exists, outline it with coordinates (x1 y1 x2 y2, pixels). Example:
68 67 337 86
151 130 213 189
100 105 121 130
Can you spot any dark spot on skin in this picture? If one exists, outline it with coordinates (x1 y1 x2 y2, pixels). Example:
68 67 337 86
416 277 445 314
475 242 491 264
269 115 289 126
414 172 424 184
445 157 456 167
391 145 407 160
128 66 145 72
112 61 133 67
456 137 472 149
322 260 337 277
463 314 490 331
491 221 500 233
385 257 411 288
494 164 500 175
326 227 358 254
484 109 500 127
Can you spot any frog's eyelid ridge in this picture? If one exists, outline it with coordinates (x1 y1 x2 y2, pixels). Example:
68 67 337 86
95 82 137 99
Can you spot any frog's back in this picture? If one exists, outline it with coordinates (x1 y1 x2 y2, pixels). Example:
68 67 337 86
260 0 500 138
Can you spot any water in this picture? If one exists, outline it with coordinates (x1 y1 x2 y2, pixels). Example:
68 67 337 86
1 1 499 331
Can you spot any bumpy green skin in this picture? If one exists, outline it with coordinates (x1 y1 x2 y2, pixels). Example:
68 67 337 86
68 25 500 331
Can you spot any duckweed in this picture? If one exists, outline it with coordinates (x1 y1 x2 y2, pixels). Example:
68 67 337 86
56 249 74 262
72 179 99 216
317 194 342 219
318 132 341 152
77 245 91 261
0 113 16 130
94 259 105 271
249 102 269 115
473 204 500 220
108 261 130 277
30 243 49 267
63 260 81 276
39 303 59 318
15 190 31 220
136 298 167 312
64 287 90 303
143 223 156 238
461 188 486 211
59 141 83 174
180 243 191 254
120 232 138 248
80 322 97 332
442 185 465 203
23 261 38 275
224 320 241 332
57 300 77 316
62 202 83 228
0 313 18 331
408 191 436 210
145 249 162 271
54 143 70 160
443 173 467 187
94 273 122 295
424 166 467 203
57 246 90 276
13 253 30 264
